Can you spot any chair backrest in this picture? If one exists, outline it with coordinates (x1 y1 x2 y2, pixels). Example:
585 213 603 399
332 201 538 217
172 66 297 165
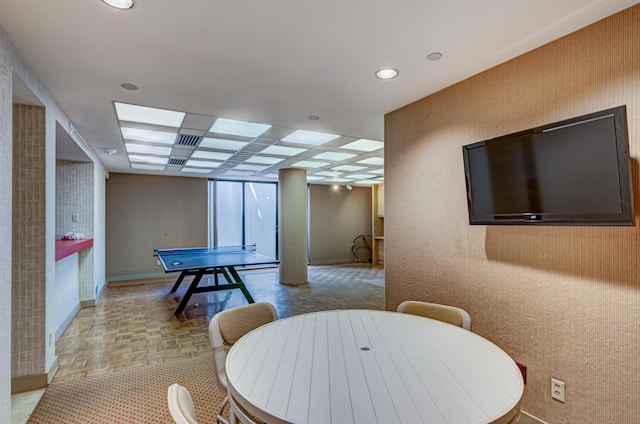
209 302 278 390
397 300 472 330
167 383 198 424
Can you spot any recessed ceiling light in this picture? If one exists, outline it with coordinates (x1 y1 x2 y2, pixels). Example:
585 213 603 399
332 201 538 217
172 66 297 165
245 155 285 165
121 127 177 144
185 159 222 168
427 52 443 61
234 164 268 172
191 150 233 161
128 155 169 165
103 148 118 155
115 103 185 127
374 68 399 80
307 115 320 121
260 145 307 156
282 130 340 146
181 167 213 174
314 171 343 177
131 164 165 171
224 170 255 176
292 160 329 169
347 174 377 180
210 118 271 138
312 152 356 161
199 138 249 151
357 157 384 165
120 83 138 91
333 165 367 172
340 139 384 152
125 144 171 156
101 0 135 10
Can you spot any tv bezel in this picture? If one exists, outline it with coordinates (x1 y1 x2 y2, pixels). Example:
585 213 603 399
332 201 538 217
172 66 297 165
462 106 634 226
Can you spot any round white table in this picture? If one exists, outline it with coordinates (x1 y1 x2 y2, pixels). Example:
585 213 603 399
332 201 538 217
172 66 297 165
226 309 523 424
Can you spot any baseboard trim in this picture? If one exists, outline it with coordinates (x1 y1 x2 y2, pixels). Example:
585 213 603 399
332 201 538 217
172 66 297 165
56 303 81 340
11 373 48 394
309 259 354 265
47 357 59 383
107 272 169 282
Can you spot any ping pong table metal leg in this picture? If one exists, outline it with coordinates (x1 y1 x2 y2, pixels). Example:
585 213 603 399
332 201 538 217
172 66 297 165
170 270 188 293
175 270 205 315
227 266 255 304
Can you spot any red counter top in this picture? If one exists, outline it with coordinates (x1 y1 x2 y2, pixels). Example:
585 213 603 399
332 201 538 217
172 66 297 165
55 238 94 261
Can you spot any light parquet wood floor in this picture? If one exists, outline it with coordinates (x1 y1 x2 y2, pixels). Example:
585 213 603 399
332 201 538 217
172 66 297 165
53 264 385 384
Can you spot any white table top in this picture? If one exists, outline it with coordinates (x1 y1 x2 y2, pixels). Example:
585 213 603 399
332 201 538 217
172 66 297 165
226 309 523 424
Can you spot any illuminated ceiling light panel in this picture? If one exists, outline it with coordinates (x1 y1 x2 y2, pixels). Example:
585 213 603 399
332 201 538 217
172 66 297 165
327 178 351 182
234 164 268 172
181 167 213 173
357 157 384 165
263 173 279 179
355 180 379 185
347 174 377 180
282 129 339 146
245 155 284 165
131 163 165 170
210 118 271 138
292 160 328 169
333 164 367 172
191 150 233 161
115 102 185 127
185 159 222 168
369 168 384 175
128 155 169 165
121 127 177 144
224 170 255 176
260 145 307 156
312 151 356 161
340 139 384 152
199 137 249 151
314 171 343 177
307 176 325 181
125 143 172 156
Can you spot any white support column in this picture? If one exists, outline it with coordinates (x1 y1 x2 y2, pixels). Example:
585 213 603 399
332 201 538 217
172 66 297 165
278 168 308 286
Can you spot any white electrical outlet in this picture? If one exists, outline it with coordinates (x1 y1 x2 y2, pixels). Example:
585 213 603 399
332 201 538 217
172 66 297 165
72 213 79 222
551 377 566 403
156 259 161 266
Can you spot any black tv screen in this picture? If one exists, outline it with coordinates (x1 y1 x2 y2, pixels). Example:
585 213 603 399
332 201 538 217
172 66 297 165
462 106 634 225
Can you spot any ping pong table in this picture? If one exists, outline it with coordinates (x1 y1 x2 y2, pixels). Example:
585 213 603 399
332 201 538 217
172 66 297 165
154 245 279 315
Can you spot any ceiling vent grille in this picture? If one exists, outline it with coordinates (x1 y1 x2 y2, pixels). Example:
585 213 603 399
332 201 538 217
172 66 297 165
176 134 202 146
169 158 187 166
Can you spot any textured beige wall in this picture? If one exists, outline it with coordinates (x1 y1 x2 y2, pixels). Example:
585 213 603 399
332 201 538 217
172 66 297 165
384 6 639 423
56 160 95 301
12 104 46 379
105 173 208 277
309 184 372 264
1 21 107 416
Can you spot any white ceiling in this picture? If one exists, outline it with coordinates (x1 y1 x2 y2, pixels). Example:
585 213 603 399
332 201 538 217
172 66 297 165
1 0 637 184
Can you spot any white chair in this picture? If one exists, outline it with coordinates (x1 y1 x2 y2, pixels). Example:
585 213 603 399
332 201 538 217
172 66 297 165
167 383 199 424
209 302 278 424
397 300 471 330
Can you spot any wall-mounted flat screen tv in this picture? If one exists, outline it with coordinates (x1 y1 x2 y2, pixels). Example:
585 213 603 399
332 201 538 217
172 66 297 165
462 106 634 225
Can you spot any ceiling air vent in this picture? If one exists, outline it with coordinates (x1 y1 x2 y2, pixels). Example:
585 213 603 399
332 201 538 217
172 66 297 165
169 158 187 166
176 134 202 146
